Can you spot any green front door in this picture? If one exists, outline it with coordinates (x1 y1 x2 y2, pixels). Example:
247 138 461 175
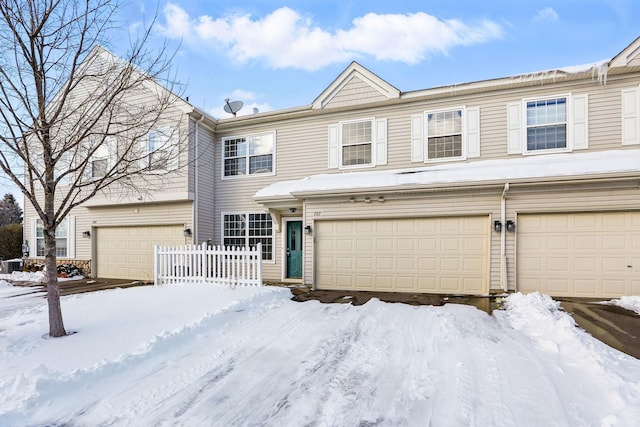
286 221 303 279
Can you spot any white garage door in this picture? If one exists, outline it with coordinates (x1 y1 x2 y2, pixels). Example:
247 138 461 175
517 212 640 298
315 217 488 294
96 225 185 281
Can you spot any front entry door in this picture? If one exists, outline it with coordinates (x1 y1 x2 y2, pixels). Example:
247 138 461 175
286 221 303 279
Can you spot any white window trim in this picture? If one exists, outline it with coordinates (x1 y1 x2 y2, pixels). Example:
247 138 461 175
221 131 277 180
144 127 180 174
32 216 75 259
338 117 376 170
522 93 572 155
424 106 468 164
220 211 275 264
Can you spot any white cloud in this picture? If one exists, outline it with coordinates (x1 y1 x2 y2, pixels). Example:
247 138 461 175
158 4 503 70
533 7 559 22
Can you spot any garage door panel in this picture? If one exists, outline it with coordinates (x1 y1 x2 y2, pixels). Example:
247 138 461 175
518 212 640 298
316 217 488 294
97 225 184 281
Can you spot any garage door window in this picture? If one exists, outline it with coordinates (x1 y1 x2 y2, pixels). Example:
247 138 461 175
223 213 273 261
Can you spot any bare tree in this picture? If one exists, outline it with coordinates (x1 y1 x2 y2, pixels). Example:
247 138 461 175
0 0 186 337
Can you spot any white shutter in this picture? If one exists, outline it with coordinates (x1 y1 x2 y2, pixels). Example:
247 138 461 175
167 128 180 170
466 107 480 158
375 118 387 166
328 124 339 169
622 87 639 145
67 216 76 259
411 114 424 162
507 102 522 154
571 94 589 150
30 217 37 257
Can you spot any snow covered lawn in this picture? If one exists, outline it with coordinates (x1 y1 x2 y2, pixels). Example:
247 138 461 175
1 281 639 426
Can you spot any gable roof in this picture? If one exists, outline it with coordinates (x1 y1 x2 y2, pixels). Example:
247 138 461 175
610 36 640 68
311 61 400 109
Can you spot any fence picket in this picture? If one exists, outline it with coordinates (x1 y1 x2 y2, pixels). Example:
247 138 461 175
154 243 263 286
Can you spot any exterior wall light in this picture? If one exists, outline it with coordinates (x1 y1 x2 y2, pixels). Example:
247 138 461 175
304 225 312 234
82 231 91 238
378 196 385 203
493 220 502 232
364 197 371 203
506 220 516 232
349 197 356 203
289 207 297 213
183 228 192 237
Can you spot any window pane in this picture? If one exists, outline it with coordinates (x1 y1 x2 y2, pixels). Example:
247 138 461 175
224 138 247 158
223 214 246 237
249 134 273 155
249 154 272 174
224 158 246 176
342 143 372 166
527 125 567 150
56 238 67 257
342 121 372 145
149 149 169 170
428 135 463 159
92 158 108 178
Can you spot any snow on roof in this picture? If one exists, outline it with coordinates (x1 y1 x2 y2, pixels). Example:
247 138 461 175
255 149 640 199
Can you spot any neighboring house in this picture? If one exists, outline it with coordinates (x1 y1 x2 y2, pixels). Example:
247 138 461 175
24 37 640 298
23 47 218 282
213 37 640 299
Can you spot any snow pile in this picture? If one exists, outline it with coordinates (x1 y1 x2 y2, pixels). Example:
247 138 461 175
0 270 45 282
0 286 639 426
610 296 640 315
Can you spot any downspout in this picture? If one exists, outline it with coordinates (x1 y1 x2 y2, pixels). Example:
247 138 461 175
500 182 510 292
193 117 201 244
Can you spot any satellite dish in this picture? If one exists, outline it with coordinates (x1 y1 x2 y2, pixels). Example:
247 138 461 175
224 98 243 117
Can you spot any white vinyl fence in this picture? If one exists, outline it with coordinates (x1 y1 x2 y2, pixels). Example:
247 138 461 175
154 243 263 286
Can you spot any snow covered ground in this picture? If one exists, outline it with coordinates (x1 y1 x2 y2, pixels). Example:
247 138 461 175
0 279 639 426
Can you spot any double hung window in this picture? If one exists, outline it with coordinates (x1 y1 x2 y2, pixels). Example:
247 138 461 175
427 109 463 160
223 132 275 178
341 119 373 166
526 97 567 151
36 218 70 257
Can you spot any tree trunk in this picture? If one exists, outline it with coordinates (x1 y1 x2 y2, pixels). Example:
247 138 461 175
45 229 66 337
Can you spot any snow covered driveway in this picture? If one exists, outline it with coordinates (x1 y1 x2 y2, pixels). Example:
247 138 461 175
1 282 639 426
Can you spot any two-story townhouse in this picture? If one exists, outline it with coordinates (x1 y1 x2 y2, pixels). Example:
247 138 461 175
213 37 640 299
22 46 218 281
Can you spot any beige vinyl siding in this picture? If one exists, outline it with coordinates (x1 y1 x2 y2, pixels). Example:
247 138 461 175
193 119 216 243
324 76 389 109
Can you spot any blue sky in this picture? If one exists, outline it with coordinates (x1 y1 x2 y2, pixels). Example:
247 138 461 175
1 0 639 201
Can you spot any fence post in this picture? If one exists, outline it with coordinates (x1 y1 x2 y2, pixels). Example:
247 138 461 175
256 243 263 286
154 245 160 286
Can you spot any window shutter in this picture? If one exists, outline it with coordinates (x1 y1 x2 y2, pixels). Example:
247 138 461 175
67 216 76 259
466 107 480 158
622 87 639 145
507 102 522 154
328 124 339 168
30 217 37 257
411 114 424 162
167 128 180 170
571 94 588 150
138 137 149 171
375 118 388 166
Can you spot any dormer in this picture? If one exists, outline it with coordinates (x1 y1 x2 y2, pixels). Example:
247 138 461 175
610 36 640 68
312 61 400 109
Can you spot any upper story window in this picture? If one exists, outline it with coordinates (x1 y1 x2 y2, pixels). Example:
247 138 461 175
508 94 587 155
526 97 567 152
147 129 174 171
328 118 387 170
341 119 373 166
222 212 273 261
411 107 480 163
223 132 275 178
427 110 463 160
90 137 115 179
